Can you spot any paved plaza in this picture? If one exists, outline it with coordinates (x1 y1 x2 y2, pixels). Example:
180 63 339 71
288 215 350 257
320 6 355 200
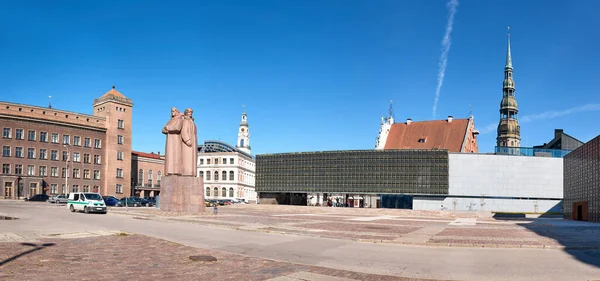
1 201 600 281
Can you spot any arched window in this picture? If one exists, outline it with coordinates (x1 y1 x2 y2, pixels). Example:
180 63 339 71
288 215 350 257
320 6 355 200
222 171 227 181
205 187 210 197
213 187 218 197
229 187 234 198
138 169 143 185
207 172 211 180
148 170 153 186
240 139 245 147
221 187 227 197
214 171 219 181
229 171 234 181
157 171 162 185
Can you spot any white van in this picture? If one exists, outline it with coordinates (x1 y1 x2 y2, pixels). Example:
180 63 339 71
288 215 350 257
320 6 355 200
67 192 107 214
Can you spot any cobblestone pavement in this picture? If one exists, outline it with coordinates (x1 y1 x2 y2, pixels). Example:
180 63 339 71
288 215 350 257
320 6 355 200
108 204 600 249
0 234 445 281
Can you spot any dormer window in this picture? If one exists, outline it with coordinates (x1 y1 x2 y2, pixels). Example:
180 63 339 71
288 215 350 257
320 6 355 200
418 138 426 143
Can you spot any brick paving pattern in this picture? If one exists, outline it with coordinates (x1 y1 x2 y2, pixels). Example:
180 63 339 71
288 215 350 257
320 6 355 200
0 234 445 281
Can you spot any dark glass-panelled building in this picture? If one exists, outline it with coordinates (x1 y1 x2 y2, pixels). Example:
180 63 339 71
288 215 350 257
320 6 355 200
564 135 600 222
256 149 449 207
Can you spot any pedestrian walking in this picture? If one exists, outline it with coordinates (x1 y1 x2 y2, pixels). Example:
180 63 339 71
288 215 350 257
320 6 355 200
213 203 218 215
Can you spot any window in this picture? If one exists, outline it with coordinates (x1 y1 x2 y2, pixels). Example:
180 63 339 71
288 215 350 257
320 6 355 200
229 171 234 181
230 158 234 164
116 168 123 178
61 184 67 194
72 185 79 192
62 134 70 144
94 155 101 164
214 171 219 181
2 146 10 157
62 168 67 178
73 136 81 146
94 139 101 148
73 168 80 179
206 172 211 180
2 164 9 174
199 171 204 178
83 169 90 179
206 187 210 197
117 135 123 145
214 187 218 197
51 150 58 161
93 170 100 180
39 166 47 176
40 132 47 142
138 169 143 185
51 133 59 143
222 171 227 181
39 149 47 160
116 184 123 194
117 119 124 129
222 187 226 197
84 137 91 147
27 130 36 141
93 185 99 193
83 154 90 163
15 164 22 174
51 167 58 177
117 151 123 160
15 129 23 140
418 138 426 143
148 170 153 186
27 165 35 176
62 151 68 161
223 158 227 165
240 139 244 147
157 171 162 185
50 184 58 194
83 185 90 192
229 187 234 198
27 148 35 159
215 158 219 165
2 128 11 138
73 152 80 162
15 147 23 158
207 159 211 165
200 159 204 165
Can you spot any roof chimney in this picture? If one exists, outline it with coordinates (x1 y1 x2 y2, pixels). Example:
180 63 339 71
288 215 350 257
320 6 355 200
555 129 563 139
447 116 453 123
406 118 412 125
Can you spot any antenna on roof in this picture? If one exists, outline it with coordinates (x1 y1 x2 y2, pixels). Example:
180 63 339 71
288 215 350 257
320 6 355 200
388 100 394 119
48 95 52 109
468 104 473 118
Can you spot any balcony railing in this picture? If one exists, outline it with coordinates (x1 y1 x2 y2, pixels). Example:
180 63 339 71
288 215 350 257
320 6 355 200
494 146 572 158
134 183 161 189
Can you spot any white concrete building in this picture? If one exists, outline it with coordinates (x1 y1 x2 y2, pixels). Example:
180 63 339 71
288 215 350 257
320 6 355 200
413 153 564 213
197 110 256 203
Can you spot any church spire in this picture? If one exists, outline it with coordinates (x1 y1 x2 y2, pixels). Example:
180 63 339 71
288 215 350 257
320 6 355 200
506 26 512 69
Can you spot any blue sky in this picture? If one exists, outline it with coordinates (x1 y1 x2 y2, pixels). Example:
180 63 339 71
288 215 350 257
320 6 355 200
1 0 600 155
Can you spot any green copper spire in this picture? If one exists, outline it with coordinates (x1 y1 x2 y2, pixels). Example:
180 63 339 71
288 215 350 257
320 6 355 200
506 26 512 69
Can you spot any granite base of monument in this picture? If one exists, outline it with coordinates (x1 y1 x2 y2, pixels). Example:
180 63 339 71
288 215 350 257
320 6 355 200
160 175 205 213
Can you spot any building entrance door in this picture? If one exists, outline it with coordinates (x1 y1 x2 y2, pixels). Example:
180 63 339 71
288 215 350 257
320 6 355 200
577 205 583 221
29 183 38 197
4 182 13 199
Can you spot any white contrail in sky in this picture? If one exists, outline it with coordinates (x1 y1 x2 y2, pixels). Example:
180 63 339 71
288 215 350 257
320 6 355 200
479 103 600 134
432 0 459 119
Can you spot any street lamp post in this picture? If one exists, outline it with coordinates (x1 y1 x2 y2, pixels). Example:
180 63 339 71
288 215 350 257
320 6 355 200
64 144 70 195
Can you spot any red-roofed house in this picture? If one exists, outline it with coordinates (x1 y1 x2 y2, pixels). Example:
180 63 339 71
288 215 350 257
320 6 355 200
378 116 479 153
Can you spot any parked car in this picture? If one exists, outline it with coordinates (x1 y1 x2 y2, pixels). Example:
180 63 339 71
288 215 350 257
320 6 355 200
49 195 68 204
26 194 50 202
135 197 153 207
117 197 140 207
102 196 119 207
67 192 107 214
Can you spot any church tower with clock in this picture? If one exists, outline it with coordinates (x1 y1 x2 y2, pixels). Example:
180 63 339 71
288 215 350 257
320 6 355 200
236 107 251 155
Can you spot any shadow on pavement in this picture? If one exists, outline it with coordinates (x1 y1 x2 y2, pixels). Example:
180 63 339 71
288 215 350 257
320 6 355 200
0 242 55 266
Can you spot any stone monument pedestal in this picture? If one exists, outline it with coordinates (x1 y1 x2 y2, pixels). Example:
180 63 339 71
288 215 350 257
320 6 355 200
160 175 205 213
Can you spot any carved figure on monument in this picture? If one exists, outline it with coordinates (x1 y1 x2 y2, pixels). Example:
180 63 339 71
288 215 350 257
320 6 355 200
181 108 198 176
162 107 184 175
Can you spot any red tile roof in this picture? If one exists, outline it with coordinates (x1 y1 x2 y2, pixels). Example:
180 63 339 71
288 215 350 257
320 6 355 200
132 151 164 160
102 88 126 98
384 118 470 152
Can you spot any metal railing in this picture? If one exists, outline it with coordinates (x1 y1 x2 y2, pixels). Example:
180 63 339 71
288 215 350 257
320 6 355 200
494 146 572 158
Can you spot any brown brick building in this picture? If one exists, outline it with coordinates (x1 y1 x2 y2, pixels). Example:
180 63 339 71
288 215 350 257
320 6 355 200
0 87 134 199
131 151 164 198
564 135 600 222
